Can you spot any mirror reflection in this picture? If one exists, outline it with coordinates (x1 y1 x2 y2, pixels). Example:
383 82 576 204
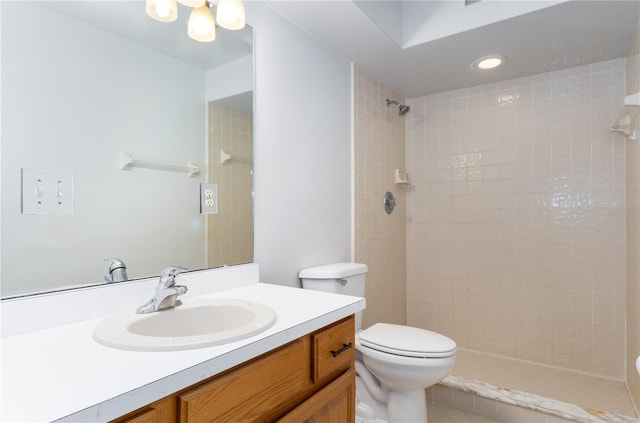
207 93 254 268
1 1 254 298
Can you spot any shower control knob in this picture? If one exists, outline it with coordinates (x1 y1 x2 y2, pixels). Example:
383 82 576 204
384 192 396 214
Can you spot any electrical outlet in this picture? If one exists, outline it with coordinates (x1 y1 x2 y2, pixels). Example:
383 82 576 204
200 183 218 214
21 168 74 214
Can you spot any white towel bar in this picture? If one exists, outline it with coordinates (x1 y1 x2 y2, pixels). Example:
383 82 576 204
119 152 199 177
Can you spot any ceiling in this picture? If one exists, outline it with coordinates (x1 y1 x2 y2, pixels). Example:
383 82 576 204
37 1 253 70
267 0 640 99
36 1 640 99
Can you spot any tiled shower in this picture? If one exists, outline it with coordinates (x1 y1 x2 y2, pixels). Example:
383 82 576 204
405 58 627 380
354 33 640 411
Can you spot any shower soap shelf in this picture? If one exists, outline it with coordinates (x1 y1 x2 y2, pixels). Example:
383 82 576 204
119 152 200 177
221 150 231 165
625 92 640 107
610 92 640 141
395 169 410 185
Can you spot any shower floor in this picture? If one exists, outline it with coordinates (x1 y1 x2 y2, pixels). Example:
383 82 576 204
451 349 637 418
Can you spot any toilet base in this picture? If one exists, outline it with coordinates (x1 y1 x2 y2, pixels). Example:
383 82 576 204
387 389 427 422
355 374 430 423
355 375 387 422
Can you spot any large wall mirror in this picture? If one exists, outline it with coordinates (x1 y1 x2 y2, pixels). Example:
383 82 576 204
1 1 254 298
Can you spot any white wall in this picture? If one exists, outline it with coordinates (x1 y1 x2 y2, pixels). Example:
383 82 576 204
246 2 353 287
1 2 206 296
206 54 253 102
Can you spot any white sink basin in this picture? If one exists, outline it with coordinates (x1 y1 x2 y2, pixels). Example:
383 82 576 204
93 298 277 351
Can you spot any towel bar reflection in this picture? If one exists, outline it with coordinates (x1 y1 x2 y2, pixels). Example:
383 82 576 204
119 152 199 177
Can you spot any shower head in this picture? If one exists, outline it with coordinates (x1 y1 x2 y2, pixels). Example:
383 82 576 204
385 98 410 116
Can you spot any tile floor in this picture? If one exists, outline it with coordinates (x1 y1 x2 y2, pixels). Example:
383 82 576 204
428 402 501 423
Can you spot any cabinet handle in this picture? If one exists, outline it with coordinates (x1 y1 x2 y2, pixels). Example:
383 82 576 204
331 342 353 357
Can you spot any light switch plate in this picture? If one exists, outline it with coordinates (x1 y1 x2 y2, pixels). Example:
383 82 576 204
200 183 218 214
21 168 74 214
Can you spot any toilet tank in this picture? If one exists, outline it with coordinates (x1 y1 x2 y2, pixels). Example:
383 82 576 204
299 263 368 330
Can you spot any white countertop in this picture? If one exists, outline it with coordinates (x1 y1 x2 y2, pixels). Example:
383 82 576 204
1 283 365 422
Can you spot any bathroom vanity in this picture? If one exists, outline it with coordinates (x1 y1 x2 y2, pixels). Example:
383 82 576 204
1 264 365 422
112 316 355 423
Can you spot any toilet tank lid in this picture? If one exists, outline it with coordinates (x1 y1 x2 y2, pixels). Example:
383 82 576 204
299 263 368 279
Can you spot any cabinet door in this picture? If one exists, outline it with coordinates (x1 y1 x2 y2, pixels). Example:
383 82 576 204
179 338 310 423
276 368 355 423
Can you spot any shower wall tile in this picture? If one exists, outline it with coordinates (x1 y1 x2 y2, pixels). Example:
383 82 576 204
406 58 627 379
625 23 640 412
354 66 407 327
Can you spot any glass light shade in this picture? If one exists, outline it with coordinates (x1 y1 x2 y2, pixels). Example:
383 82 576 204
145 0 178 22
188 5 216 42
216 0 245 30
177 0 205 7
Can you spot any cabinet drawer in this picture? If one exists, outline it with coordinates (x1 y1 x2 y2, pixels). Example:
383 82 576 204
312 316 355 383
117 409 157 423
179 338 310 423
110 397 176 423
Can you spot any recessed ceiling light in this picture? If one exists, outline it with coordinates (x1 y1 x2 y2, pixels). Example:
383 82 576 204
472 55 506 70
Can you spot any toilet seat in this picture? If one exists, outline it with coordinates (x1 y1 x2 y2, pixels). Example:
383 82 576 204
358 323 456 358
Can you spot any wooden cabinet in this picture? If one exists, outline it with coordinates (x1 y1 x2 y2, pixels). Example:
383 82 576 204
112 316 355 423
312 316 355 384
179 339 309 422
113 397 176 423
276 369 355 423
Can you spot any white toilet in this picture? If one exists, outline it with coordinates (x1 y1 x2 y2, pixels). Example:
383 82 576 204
299 263 456 423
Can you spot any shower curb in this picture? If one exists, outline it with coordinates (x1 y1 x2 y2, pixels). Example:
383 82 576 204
428 375 639 423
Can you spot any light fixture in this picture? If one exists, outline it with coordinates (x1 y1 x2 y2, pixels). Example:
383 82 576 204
188 4 216 42
216 0 246 30
471 55 506 70
178 0 205 7
145 0 178 22
145 0 246 42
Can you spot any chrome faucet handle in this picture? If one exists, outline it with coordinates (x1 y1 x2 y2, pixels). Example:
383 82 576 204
135 266 189 314
157 266 188 290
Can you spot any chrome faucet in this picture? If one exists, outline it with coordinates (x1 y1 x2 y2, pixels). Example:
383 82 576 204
104 258 128 283
136 266 189 314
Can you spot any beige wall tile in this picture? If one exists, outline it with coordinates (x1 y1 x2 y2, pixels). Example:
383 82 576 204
474 396 499 422
406 59 627 379
354 66 407 327
519 407 551 423
452 390 476 414
626 21 640 412
433 385 454 406
494 402 523 422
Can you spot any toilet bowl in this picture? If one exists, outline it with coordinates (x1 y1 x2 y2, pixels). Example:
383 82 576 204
299 263 457 423
355 323 455 422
